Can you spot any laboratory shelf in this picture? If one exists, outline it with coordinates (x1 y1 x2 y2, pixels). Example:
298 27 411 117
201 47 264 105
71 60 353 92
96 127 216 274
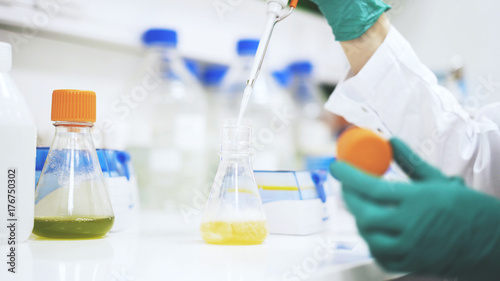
5 211 401 281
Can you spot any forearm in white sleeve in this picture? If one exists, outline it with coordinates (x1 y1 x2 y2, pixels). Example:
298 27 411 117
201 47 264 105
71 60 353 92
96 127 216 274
325 26 500 197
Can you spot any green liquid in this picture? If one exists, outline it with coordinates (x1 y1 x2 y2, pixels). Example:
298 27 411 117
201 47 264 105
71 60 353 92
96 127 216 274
33 216 115 239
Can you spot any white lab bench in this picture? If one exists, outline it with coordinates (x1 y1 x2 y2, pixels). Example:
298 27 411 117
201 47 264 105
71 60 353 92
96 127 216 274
4 211 402 281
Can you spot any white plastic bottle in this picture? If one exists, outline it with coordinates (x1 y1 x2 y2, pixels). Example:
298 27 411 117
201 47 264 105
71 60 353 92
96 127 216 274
0 42 36 245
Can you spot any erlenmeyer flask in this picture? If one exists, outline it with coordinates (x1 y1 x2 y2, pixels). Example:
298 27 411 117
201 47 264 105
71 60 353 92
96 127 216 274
200 120 268 245
33 90 114 239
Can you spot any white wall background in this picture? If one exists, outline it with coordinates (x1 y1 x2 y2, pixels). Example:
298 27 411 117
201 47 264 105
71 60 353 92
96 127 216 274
0 0 346 79
0 0 346 146
389 0 500 104
1 0 500 146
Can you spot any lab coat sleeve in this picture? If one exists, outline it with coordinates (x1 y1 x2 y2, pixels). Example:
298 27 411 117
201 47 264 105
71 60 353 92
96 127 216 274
325 26 500 197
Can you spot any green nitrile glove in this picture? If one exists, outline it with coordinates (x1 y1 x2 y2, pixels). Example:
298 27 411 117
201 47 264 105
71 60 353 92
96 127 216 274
330 138 500 280
309 0 391 41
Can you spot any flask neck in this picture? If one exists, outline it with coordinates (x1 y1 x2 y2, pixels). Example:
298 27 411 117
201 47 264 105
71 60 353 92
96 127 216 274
219 142 253 162
51 121 96 150
219 153 252 163
219 120 253 162
53 121 93 133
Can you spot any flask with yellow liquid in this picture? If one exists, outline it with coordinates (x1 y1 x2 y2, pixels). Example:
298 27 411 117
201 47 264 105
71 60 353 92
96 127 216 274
33 90 114 239
200 120 268 245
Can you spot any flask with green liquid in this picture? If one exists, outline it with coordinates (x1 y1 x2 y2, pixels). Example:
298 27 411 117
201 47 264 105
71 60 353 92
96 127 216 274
33 89 114 239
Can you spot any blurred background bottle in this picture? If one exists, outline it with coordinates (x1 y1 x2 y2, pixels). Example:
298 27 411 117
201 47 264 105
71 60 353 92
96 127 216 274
217 39 297 171
288 61 335 168
126 28 208 210
202 64 229 175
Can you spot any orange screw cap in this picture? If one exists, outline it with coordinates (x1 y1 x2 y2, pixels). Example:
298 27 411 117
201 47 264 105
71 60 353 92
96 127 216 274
336 127 392 176
51 89 96 123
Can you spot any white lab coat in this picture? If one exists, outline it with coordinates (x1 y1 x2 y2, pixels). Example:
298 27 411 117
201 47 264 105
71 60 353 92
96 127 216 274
324 26 500 198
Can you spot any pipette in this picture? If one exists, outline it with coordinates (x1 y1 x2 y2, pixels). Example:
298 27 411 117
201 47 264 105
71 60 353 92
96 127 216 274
236 0 299 126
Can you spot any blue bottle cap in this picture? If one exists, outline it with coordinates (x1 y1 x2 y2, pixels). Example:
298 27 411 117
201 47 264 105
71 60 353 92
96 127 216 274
35 147 50 172
184 58 202 81
203 65 228 87
237 39 259 56
272 69 292 88
142 28 178 47
305 156 336 172
289 61 313 75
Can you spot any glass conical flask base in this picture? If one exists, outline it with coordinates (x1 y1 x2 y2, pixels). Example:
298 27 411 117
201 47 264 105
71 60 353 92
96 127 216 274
200 220 268 245
200 120 268 245
33 216 114 239
33 121 115 239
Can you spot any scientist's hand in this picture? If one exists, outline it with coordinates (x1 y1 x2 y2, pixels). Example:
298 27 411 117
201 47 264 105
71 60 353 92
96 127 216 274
330 138 500 280
309 0 390 41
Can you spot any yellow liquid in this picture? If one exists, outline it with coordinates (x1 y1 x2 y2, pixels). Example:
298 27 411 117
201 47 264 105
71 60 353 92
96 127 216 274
259 185 299 191
200 220 268 245
33 216 114 239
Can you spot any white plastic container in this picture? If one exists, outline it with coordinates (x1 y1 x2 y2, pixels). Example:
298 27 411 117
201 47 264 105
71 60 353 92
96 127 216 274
255 170 338 235
98 149 140 232
0 42 36 247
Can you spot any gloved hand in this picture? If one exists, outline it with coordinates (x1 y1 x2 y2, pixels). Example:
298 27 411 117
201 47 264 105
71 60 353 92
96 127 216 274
330 138 500 280
308 0 391 41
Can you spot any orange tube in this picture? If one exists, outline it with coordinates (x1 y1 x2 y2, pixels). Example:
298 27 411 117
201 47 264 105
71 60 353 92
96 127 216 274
290 0 299 8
